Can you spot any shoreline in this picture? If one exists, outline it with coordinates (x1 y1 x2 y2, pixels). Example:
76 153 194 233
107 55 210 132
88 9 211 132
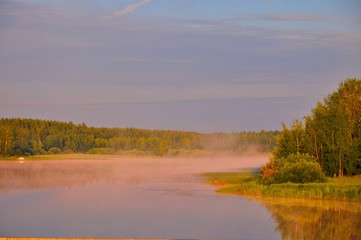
0 152 269 161
203 171 361 202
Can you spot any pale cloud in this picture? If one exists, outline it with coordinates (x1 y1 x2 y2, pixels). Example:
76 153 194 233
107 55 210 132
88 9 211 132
0 0 67 20
0 78 311 107
113 0 152 17
263 13 325 22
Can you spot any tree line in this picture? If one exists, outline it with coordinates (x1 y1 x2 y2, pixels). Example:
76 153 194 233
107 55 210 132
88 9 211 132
0 118 279 157
261 78 361 181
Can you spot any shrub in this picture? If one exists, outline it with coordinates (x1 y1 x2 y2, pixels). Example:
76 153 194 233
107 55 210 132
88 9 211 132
116 149 148 156
261 154 327 184
260 157 276 184
48 147 61 155
87 148 112 155
62 149 75 154
274 160 327 183
39 149 47 155
167 148 190 156
126 149 147 156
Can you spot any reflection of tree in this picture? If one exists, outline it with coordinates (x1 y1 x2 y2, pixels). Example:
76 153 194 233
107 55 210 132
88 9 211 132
256 197 361 240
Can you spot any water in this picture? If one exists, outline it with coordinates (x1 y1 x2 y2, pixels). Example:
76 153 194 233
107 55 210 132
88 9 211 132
255 197 361 240
1 181 278 239
0 156 280 239
1 157 360 239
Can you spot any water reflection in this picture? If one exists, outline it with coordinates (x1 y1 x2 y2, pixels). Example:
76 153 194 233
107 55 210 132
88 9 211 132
0 157 280 239
254 197 361 240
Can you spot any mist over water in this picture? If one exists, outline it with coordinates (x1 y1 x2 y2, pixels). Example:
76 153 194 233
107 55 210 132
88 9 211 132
0 155 281 239
0 155 268 190
1 155 263 187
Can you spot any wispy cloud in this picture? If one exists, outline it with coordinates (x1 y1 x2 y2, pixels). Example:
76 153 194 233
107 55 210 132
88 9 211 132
0 0 67 19
113 0 152 17
263 13 325 22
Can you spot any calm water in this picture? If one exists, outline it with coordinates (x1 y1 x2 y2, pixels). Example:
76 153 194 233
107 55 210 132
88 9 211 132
1 157 360 239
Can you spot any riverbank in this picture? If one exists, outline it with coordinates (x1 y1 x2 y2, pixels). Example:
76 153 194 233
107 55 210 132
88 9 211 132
0 152 268 161
203 171 361 201
0 153 135 161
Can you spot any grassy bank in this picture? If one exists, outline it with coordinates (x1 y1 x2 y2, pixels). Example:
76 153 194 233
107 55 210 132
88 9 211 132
0 150 220 161
0 153 114 161
203 171 361 201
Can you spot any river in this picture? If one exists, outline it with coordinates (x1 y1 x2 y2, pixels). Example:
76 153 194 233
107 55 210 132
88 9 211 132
1 156 360 239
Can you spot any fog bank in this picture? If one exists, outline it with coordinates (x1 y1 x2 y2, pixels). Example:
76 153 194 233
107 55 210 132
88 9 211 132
0 155 268 190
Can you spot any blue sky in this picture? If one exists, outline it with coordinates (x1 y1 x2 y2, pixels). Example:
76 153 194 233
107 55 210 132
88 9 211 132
0 0 360 132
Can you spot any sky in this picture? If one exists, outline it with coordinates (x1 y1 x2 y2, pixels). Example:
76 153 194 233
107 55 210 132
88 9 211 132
0 0 360 132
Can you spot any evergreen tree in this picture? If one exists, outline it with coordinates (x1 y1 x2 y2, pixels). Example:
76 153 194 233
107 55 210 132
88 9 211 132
0 118 278 157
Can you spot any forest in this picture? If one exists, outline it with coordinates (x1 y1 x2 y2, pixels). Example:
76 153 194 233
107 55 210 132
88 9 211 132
261 78 361 179
0 118 279 157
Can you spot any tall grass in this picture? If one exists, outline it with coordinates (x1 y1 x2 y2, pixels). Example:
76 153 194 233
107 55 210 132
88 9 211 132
203 172 361 201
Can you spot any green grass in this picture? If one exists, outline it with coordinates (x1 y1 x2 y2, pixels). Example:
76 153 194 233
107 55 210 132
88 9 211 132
203 171 361 201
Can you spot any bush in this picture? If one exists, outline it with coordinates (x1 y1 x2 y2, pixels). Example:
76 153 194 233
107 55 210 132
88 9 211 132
48 147 62 155
260 157 276 184
87 148 112 155
116 149 148 156
274 160 327 183
126 149 147 156
39 149 47 155
166 148 214 157
261 154 327 184
62 149 75 154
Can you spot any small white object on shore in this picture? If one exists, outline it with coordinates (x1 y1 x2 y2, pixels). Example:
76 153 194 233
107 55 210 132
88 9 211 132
18 157 25 164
